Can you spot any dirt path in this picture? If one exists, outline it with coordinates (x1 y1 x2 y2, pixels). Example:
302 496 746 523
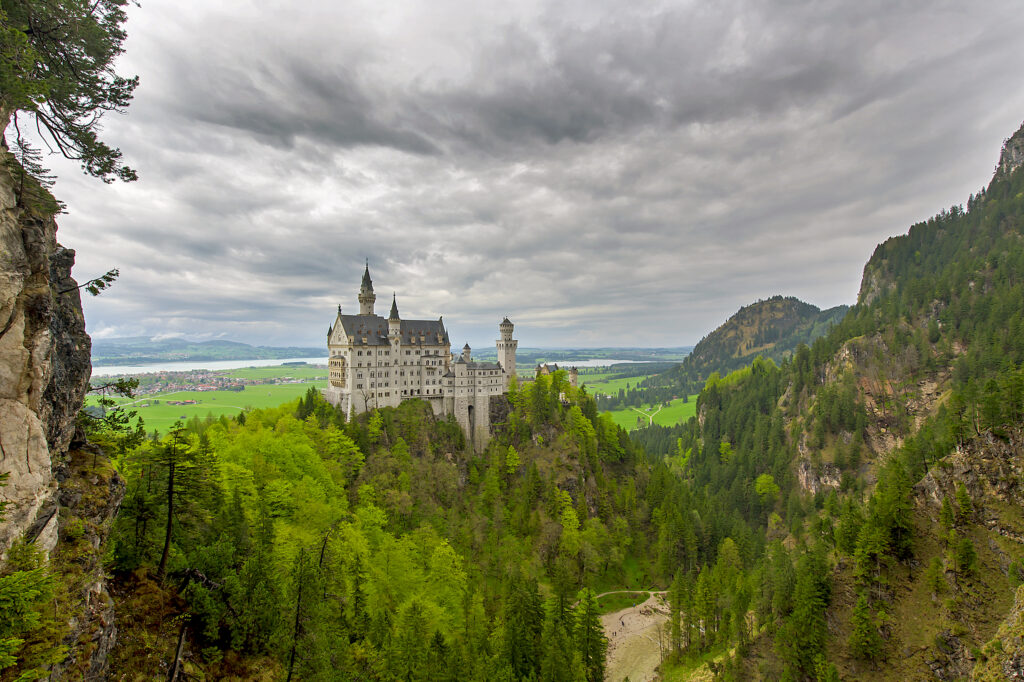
629 405 662 426
602 592 669 682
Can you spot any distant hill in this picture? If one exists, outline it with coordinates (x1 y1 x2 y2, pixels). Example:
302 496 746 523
472 346 692 365
92 336 324 365
684 296 848 378
639 296 847 397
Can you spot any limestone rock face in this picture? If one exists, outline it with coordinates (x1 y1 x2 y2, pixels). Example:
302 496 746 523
0 159 92 556
0 153 123 677
0 161 86 557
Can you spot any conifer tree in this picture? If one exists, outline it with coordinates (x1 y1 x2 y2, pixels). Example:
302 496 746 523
848 593 883 660
573 589 607 682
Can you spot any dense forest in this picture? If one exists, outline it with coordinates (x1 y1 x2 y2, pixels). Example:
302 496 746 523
634 121 1024 679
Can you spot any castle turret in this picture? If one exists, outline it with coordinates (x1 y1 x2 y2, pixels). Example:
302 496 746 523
358 262 376 315
497 317 517 382
388 294 401 340
462 343 472 363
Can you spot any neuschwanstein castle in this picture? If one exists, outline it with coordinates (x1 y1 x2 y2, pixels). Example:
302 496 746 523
323 264 518 449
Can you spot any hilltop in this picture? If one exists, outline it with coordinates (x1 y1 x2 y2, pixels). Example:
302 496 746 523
683 296 848 378
608 296 846 409
92 336 324 365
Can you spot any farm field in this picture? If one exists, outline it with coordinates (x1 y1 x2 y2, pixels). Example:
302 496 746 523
605 395 699 431
219 365 326 380
88 381 326 433
580 374 651 396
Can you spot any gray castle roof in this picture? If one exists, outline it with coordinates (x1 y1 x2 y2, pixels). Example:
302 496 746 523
451 357 502 371
335 314 449 346
467 362 502 370
361 264 373 290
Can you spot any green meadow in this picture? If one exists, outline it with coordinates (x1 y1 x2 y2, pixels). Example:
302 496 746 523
218 365 326 380
89 381 326 433
605 395 699 431
580 374 648 396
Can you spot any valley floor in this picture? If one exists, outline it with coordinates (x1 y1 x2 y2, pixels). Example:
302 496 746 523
602 592 670 682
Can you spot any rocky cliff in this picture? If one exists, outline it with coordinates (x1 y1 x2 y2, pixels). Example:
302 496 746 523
997 120 1024 179
0 151 124 676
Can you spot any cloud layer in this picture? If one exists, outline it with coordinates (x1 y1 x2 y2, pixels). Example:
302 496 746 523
33 0 1024 348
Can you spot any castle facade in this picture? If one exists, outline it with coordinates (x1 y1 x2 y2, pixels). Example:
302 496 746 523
323 265 517 449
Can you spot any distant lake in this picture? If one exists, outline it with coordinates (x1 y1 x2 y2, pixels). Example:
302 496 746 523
92 357 328 377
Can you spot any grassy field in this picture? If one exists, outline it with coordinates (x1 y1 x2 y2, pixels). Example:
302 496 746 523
606 395 699 431
581 374 650 396
218 365 326 380
89 381 326 433
596 591 649 615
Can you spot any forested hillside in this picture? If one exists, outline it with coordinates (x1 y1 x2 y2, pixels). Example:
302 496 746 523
599 297 846 412
656 297 847 398
632 120 1024 680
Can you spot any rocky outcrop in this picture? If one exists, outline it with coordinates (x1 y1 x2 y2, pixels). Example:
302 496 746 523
795 459 841 495
0 156 91 557
997 121 1024 179
0 152 122 677
50 444 125 681
914 429 1024 516
973 584 1024 680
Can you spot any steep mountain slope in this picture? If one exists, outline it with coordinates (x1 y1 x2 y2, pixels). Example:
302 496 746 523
0 148 123 676
631 119 1024 681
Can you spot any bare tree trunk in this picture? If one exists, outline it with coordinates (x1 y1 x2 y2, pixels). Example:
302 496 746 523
287 553 306 682
167 621 186 682
157 459 174 581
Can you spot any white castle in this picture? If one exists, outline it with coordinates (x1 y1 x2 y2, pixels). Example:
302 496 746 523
323 264 518 449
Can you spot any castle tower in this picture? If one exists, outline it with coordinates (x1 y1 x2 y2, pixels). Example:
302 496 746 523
462 343 472 362
358 262 376 315
388 294 401 340
497 317 517 382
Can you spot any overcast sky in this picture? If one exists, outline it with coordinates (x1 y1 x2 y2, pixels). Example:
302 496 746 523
33 0 1024 349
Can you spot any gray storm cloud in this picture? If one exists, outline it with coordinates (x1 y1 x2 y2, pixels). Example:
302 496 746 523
28 0 1024 348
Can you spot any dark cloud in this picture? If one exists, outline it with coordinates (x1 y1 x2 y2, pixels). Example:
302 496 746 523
27 0 1024 349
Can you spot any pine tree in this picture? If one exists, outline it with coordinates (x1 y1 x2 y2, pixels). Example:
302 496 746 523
573 589 607 682
848 593 883 660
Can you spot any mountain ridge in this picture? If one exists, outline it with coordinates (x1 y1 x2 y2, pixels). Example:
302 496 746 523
91 336 324 365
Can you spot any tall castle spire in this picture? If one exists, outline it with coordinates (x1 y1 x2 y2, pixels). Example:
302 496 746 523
389 293 399 320
358 260 376 315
